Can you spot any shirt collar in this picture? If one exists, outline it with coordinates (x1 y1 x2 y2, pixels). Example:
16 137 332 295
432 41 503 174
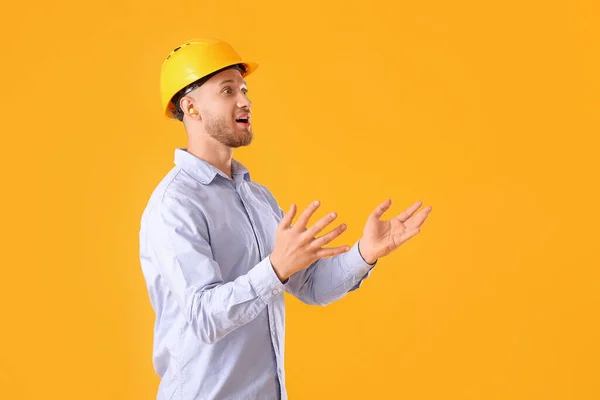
174 148 251 184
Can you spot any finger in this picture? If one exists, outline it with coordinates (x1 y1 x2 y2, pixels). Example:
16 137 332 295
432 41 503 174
310 223 347 249
294 200 321 230
304 211 338 239
404 205 432 229
370 199 393 221
278 203 297 231
314 245 351 259
394 227 421 246
395 200 424 223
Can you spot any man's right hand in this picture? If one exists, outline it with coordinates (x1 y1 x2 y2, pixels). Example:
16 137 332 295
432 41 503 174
270 200 350 282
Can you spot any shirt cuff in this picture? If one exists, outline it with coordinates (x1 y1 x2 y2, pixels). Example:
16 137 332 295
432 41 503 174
248 256 287 303
341 241 378 279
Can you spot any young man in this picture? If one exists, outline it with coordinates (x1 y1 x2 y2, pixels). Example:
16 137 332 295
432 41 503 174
139 37 432 399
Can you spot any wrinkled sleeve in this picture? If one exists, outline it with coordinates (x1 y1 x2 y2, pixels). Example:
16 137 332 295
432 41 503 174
283 238 377 306
146 195 285 344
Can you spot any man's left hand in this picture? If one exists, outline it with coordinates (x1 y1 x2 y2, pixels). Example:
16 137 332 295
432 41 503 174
358 199 432 264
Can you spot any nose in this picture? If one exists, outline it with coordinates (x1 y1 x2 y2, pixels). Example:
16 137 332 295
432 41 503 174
237 93 252 109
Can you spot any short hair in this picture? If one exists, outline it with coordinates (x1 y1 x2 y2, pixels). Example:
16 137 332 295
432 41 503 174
171 63 247 121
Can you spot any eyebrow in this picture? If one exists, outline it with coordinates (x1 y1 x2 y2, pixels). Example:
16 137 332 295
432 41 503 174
220 79 247 87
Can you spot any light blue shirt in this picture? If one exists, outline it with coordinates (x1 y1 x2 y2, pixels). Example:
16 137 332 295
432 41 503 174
139 148 377 399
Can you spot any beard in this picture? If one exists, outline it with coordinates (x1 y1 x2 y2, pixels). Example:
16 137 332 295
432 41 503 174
204 114 253 148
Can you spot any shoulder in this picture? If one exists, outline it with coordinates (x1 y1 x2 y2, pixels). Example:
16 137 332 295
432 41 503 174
141 167 208 223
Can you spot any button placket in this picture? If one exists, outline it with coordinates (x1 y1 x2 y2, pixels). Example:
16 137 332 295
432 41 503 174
237 181 283 393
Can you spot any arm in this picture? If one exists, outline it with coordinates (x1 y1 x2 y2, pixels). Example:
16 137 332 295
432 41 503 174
283 239 377 306
146 195 285 344
263 199 377 305
255 185 432 307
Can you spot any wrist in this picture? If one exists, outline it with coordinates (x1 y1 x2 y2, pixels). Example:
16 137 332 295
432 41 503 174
269 254 290 282
358 239 377 265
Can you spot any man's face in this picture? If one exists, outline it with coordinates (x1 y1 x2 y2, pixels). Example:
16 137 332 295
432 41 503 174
192 67 253 148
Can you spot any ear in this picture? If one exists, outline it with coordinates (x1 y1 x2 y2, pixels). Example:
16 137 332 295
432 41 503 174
179 96 200 119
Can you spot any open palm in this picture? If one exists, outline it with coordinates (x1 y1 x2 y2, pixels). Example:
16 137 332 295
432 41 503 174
360 199 432 263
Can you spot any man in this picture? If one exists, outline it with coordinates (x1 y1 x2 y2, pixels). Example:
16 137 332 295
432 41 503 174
139 38 432 399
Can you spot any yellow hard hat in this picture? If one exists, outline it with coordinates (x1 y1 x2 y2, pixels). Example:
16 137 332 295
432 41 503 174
160 38 259 120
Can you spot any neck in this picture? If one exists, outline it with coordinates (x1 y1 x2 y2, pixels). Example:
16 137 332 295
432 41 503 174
187 132 234 179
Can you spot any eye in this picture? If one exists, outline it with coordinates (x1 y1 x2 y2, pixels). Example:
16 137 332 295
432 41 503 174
222 87 233 94
242 88 249 95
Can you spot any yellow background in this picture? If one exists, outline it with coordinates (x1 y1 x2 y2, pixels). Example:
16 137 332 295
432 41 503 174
1 0 599 398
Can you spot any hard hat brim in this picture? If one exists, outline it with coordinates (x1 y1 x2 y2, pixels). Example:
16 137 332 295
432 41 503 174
242 61 259 77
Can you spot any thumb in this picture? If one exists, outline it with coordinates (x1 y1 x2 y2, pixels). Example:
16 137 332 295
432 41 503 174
371 199 392 221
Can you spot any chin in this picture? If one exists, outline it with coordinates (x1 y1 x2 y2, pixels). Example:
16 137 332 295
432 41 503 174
225 133 253 148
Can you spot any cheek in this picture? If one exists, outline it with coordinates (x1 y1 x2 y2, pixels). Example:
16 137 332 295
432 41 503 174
204 111 233 129
205 104 233 121
200 108 220 122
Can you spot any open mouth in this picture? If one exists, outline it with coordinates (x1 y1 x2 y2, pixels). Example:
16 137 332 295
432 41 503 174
235 116 251 127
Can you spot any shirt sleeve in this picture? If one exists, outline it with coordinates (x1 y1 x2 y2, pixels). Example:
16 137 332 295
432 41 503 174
283 239 377 306
252 183 378 306
270 201 377 305
146 195 286 344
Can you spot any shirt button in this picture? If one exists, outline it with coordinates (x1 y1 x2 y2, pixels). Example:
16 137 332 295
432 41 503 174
272 289 279 295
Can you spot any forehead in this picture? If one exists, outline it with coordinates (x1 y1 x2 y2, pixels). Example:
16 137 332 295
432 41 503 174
207 68 247 86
